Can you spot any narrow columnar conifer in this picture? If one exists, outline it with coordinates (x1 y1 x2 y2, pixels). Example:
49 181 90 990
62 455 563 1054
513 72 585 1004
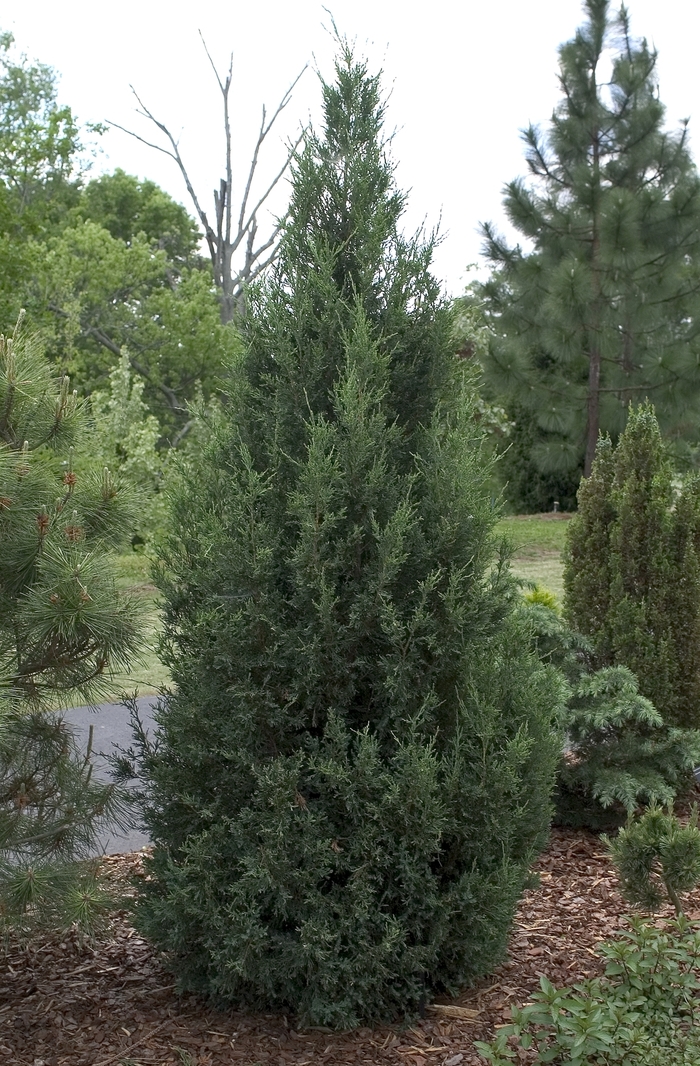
565 403 700 731
134 47 565 1027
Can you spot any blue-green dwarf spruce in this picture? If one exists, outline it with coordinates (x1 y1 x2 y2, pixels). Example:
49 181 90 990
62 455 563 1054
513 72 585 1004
133 46 565 1028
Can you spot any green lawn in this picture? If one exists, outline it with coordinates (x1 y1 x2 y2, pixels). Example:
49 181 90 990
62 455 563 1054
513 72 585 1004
108 515 571 697
496 513 570 603
109 552 170 699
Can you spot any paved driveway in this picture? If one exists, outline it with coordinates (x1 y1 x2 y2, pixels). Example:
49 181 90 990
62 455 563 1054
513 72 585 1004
63 696 159 855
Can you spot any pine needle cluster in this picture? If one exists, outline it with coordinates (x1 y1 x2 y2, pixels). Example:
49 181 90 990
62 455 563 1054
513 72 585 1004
0 316 143 934
606 806 700 916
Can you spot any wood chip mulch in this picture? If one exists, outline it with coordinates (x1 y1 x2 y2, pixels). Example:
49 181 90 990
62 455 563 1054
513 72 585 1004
3 827 699 1066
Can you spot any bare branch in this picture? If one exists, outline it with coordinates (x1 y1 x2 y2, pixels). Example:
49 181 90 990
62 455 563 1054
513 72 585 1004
126 352 186 413
126 86 216 252
170 419 194 448
240 242 282 288
249 219 285 266
105 120 179 162
109 45 306 323
198 31 230 97
233 130 305 257
237 66 306 235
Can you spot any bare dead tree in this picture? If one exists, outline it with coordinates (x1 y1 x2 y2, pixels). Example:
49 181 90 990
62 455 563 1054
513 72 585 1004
109 36 306 324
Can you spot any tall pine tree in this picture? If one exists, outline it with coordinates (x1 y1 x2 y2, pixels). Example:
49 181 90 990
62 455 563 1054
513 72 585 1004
132 48 565 1027
479 0 700 510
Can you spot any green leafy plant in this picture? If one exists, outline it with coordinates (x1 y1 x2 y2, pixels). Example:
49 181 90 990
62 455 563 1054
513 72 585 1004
523 601 700 829
86 350 166 543
565 403 700 732
130 45 565 1028
173 1049 196 1066
523 584 560 613
476 917 700 1065
0 316 144 935
606 806 700 916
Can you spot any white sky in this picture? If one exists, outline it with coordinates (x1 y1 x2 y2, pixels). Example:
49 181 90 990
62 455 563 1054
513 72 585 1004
5 0 700 296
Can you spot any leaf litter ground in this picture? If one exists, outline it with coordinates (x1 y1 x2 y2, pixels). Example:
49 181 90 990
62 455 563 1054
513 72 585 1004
3 823 700 1066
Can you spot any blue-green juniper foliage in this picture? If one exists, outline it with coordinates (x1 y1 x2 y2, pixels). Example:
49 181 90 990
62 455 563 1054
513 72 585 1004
132 47 565 1027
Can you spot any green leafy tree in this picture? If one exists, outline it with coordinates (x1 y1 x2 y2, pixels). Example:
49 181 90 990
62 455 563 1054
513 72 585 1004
129 47 565 1028
479 0 700 510
0 317 144 934
38 219 232 436
0 32 88 328
76 168 200 265
0 34 232 436
86 351 166 541
0 31 85 226
565 403 700 731
451 290 514 450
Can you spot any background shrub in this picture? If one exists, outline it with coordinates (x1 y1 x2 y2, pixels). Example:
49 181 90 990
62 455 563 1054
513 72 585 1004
524 600 700 829
565 403 700 731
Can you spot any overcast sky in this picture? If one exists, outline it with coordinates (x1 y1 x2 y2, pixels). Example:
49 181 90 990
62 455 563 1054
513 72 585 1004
5 0 700 296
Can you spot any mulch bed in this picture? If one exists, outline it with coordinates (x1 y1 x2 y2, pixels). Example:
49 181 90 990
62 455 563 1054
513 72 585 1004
3 827 699 1066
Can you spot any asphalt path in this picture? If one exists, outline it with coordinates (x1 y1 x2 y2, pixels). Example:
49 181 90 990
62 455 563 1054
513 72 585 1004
63 696 159 855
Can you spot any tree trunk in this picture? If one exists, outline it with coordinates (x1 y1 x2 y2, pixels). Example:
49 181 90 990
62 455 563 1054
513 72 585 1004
585 125 602 478
584 342 601 476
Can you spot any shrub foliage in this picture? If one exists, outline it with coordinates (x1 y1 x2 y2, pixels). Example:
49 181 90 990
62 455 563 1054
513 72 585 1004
523 601 700 829
477 917 700 1066
565 403 700 731
0 317 143 933
132 49 565 1027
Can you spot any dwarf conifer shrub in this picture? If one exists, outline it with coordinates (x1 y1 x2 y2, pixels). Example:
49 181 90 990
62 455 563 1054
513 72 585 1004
523 602 700 829
133 48 565 1028
606 806 700 916
565 404 700 730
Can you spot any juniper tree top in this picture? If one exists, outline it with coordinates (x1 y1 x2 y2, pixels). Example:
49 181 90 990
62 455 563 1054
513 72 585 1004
480 0 700 505
135 46 564 1027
